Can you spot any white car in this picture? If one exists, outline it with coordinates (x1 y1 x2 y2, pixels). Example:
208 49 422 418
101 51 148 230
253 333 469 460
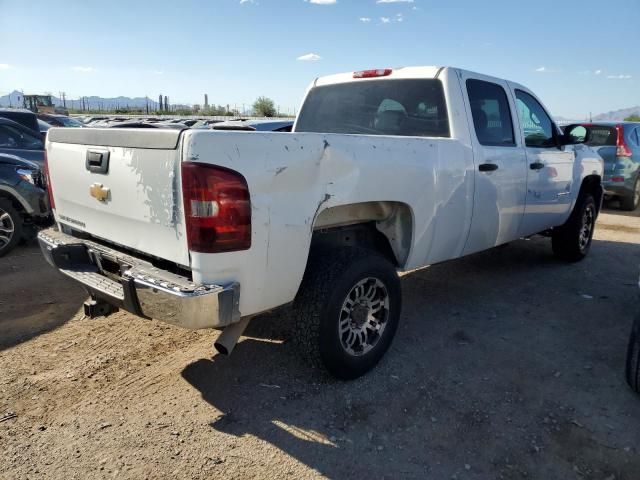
38 66 603 379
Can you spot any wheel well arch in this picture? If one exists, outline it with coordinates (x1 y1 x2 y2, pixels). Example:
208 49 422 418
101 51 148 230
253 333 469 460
310 201 413 268
0 188 28 214
579 175 603 211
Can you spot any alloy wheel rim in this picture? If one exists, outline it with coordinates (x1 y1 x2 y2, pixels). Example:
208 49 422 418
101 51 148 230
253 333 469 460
0 208 15 250
578 204 594 251
634 179 640 206
338 277 390 356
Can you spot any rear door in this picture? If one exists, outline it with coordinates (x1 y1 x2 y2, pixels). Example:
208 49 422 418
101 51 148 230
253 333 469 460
46 128 190 267
461 75 528 255
513 89 574 235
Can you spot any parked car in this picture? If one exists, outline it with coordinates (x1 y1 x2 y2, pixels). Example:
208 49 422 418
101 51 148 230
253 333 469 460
570 122 640 210
38 66 603 379
212 119 294 132
37 114 83 128
0 108 40 133
0 153 51 256
0 117 45 164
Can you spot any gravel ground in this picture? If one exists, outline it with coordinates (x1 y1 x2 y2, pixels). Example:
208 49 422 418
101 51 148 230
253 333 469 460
1 204 639 479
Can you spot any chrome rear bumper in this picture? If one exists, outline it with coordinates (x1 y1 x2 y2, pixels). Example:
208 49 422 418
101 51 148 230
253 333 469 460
37 228 240 329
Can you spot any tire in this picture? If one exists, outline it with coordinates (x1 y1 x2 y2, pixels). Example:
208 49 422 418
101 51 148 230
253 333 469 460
619 176 640 211
552 193 596 262
0 199 23 258
626 314 640 394
293 247 401 380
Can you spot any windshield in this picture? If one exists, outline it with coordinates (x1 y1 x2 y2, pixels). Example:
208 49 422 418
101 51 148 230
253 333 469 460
295 79 449 137
59 117 83 127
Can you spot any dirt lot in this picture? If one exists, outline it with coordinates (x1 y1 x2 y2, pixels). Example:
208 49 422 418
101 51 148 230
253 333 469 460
1 204 639 480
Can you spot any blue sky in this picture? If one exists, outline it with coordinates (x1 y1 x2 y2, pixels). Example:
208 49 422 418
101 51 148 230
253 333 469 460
1 0 638 118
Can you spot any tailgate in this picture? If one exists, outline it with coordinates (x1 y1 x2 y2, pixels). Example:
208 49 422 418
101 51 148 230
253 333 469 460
46 128 190 267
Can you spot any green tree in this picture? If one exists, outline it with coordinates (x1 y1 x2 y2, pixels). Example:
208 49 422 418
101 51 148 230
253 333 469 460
253 96 276 117
624 114 640 122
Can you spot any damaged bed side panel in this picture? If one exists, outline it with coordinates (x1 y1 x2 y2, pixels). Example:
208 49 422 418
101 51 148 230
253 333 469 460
182 130 473 317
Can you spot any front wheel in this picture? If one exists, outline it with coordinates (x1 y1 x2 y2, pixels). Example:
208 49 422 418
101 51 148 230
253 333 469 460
552 194 596 262
293 247 401 380
0 199 23 257
626 315 640 394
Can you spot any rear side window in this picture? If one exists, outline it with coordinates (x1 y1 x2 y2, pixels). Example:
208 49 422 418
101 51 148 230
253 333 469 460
583 126 616 146
295 79 449 137
466 79 515 146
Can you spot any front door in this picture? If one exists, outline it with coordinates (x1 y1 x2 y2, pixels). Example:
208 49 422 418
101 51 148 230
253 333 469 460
513 89 575 236
461 76 528 255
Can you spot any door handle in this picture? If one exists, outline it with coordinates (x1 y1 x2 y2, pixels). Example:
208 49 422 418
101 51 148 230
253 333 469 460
478 163 499 172
530 162 545 170
86 149 110 174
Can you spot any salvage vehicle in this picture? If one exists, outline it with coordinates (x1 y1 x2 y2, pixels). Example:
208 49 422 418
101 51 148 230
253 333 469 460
37 114 84 128
0 153 50 256
573 122 640 211
212 119 294 132
37 66 603 378
0 108 40 133
0 117 45 164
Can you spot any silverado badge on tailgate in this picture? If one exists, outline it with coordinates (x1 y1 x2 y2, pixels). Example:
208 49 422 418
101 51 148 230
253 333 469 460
89 183 110 202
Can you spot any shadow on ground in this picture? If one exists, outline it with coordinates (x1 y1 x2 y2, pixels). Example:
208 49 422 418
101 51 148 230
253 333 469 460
0 244 86 351
602 199 640 218
182 237 640 479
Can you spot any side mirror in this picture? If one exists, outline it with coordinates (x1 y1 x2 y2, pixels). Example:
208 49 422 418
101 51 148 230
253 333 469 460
560 124 590 145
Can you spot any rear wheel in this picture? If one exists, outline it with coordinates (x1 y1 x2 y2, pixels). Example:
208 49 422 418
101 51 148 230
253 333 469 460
619 176 640 211
626 315 640 394
0 199 22 257
552 194 596 262
293 247 401 380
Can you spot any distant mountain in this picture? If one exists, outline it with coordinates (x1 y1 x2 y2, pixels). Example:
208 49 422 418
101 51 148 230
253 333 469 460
593 106 640 122
0 90 159 110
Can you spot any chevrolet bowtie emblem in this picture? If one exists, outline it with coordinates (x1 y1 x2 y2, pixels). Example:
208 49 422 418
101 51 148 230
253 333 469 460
89 183 110 202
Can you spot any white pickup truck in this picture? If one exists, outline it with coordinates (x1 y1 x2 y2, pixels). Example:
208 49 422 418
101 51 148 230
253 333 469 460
39 66 603 379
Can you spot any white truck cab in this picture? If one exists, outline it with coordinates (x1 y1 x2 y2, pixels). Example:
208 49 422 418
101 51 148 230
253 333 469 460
39 66 603 378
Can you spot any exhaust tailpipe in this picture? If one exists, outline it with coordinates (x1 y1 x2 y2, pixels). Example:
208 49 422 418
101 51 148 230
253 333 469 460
214 316 251 356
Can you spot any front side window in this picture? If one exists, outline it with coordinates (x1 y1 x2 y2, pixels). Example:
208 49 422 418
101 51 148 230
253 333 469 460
466 79 515 147
515 90 555 148
295 79 449 137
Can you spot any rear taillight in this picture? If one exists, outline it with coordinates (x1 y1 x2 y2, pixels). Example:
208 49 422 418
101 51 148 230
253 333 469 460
43 150 55 210
616 124 632 157
181 162 251 253
353 68 392 79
